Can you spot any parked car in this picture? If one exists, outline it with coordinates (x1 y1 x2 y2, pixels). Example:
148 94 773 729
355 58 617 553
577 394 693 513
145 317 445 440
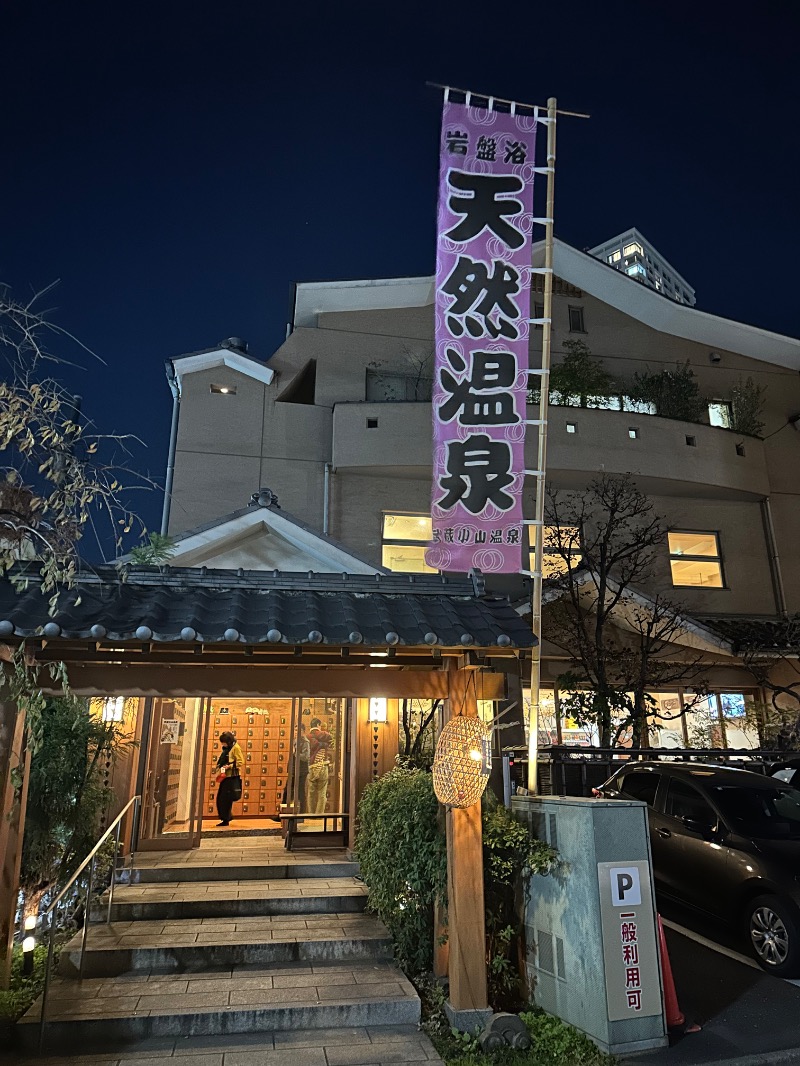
768 758 800 789
594 761 800 977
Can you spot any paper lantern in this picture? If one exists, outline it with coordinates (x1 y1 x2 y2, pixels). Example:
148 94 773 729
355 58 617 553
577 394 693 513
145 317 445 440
433 716 492 808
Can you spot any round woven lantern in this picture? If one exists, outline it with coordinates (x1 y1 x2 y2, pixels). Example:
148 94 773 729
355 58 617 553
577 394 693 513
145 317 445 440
433 716 492 808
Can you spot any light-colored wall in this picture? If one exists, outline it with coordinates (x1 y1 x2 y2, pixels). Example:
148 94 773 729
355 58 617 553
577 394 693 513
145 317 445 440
169 364 331 534
167 283 800 615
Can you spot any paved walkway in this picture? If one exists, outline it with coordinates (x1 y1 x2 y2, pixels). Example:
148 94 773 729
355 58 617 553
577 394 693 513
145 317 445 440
6 1023 442 1065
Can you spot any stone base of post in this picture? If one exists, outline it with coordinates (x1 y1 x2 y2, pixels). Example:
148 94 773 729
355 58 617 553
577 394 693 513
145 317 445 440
444 1002 494 1032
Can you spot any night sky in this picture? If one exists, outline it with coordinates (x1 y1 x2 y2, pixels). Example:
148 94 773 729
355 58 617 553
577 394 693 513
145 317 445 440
3 2 798 552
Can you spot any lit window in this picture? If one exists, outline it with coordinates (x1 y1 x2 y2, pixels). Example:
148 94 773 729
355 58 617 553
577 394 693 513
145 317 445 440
530 525 582 578
625 263 647 279
628 427 639 439
566 422 577 434
623 243 644 257
623 396 657 415
708 401 732 429
568 306 586 332
668 531 724 588
608 251 621 264
382 513 436 573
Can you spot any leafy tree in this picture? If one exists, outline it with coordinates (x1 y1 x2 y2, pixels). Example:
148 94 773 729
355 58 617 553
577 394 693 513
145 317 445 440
0 286 151 600
630 360 707 422
398 698 440 769
544 474 708 746
730 376 766 437
549 339 616 407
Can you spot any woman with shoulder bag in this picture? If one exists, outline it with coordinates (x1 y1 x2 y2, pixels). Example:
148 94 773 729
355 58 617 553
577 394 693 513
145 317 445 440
215 730 244 826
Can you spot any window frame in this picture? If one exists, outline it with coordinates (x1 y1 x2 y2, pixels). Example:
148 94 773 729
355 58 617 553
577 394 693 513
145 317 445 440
381 511 436 574
529 524 582 579
708 400 733 429
567 305 586 333
667 529 725 589
663 776 720 830
619 769 662 807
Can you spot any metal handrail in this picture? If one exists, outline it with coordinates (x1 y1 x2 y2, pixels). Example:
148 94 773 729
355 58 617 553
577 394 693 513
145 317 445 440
38 793 141 1050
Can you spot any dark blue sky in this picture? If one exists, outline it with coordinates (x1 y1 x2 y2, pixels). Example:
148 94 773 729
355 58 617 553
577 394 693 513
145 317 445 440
3 1 798 550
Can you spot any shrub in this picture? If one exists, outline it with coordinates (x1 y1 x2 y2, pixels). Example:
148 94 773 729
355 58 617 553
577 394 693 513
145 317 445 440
549 341 616 407
425 1000 616 1065
630 361 706 422
355 767 447 974
0 944 52 1024
730 376 766 437
21 696 132 921
483 792 557 1008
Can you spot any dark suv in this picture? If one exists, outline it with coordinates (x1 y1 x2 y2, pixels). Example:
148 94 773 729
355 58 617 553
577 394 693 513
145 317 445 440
595 761 800 976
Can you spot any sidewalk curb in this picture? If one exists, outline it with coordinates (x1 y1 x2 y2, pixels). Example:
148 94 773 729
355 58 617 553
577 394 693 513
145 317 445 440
622 1048 800 1066
702 1052 800 1066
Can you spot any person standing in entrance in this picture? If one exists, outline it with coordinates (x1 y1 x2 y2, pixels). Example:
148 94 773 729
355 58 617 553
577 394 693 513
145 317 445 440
216 730 244 826
307 717 332 816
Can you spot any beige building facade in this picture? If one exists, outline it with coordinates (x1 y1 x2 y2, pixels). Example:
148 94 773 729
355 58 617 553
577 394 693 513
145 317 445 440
165 240 800 628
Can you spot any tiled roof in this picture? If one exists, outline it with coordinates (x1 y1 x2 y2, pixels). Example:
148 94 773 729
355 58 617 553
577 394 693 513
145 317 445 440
699 615 800 653
0 565 534 650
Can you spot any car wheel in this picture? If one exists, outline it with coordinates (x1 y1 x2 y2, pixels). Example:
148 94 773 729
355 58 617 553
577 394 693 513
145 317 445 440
746 895 800 977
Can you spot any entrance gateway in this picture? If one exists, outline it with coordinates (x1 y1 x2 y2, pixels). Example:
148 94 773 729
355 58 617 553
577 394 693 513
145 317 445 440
0 563 534 853
137 695 350 849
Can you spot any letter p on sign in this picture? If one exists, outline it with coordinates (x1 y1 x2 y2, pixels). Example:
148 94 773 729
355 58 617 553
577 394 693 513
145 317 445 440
610 866 641 907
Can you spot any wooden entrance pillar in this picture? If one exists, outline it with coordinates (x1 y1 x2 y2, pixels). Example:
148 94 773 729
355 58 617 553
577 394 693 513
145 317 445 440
0 701 30 987
443 665 491 1028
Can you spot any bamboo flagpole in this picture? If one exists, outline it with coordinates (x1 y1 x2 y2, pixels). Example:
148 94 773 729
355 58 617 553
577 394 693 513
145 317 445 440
526 97 558 791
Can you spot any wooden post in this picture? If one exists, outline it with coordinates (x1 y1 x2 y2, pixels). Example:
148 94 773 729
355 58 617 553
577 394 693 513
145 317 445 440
443 665 489 1023
0 702 29 988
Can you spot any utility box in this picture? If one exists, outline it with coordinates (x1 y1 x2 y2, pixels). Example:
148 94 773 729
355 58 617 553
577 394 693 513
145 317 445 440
512 795 667 1057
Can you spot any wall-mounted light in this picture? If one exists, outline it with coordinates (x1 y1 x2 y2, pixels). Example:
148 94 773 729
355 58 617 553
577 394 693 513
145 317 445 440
368 697 388 724
210 383 237 395
101 696 125 723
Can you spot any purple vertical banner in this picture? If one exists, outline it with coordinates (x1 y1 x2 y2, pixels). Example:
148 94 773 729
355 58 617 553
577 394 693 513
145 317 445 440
426 100 539 575
425 99 537 574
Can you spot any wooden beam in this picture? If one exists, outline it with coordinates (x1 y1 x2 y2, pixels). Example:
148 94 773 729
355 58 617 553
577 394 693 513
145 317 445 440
38 665 507 701
444 666 489 1014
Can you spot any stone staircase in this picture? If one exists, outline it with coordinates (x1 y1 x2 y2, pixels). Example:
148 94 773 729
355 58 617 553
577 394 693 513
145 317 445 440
19 841 425 1055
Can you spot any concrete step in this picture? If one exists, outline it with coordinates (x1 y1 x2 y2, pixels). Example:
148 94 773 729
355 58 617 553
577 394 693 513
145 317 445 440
14 1023 443 1064
18 963 421 1050
63 913 393 976
110 877 368 921
127 859 360 883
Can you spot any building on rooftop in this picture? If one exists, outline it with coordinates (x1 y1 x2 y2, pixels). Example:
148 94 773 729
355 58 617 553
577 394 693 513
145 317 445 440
588 227 696 306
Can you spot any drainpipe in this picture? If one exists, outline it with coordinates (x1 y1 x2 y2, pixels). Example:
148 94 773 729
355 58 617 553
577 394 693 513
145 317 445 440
761 496 788 618
160 364 180 537
322 462 332 535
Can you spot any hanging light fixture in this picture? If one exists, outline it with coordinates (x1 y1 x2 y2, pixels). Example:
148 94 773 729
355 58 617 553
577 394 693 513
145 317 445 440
433 716 492 808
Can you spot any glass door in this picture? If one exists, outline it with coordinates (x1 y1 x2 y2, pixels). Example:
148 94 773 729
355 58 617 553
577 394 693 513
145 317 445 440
138 697 209 850
286 697 348 842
